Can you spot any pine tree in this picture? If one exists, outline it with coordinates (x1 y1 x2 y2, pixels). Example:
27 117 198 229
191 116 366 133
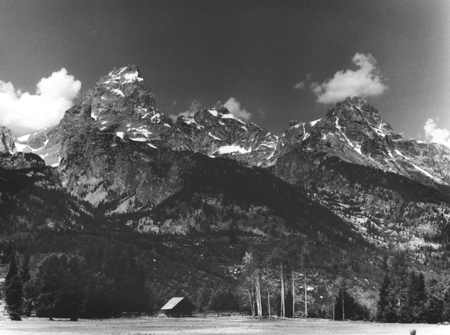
407 272 427 322
5 252 18 281
389 252 410 322
4 253 23 320
35 253 67 319
20 253 31 283
377 274 391 322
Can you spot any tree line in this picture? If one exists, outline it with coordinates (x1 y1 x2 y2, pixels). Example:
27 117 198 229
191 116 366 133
377 252 450 323
2 247 152 320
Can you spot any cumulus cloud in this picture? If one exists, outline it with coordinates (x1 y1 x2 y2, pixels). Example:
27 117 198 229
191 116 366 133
305 53 388 104
424 118 450 147
224 97 251 121
0 68 81 134
168 99 202 121
180 99 202 117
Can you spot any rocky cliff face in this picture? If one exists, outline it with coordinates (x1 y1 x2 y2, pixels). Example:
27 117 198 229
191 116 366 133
0 126 16 154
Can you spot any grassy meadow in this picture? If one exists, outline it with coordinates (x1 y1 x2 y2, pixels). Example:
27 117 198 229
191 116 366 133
1 316 449 335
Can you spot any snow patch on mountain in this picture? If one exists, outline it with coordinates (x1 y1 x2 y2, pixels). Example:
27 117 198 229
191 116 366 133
208 109 218 117
310 119 321 126
208 132 222 141
112 89 124 97
221 113 246 124
394 149 411 160
17 133 31 142
123 71 143 83
217 145 251 155
14 142 28 151
410 163 435 180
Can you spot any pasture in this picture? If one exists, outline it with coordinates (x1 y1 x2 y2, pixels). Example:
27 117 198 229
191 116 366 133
0 316 449 335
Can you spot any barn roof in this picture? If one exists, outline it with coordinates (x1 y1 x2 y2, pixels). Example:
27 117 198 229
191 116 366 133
161 297 185 310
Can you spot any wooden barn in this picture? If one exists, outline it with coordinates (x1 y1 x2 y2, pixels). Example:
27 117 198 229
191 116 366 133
160 297 197 317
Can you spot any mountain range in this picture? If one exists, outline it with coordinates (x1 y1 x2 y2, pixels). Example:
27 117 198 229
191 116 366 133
2 65 450 315
3 65 448 248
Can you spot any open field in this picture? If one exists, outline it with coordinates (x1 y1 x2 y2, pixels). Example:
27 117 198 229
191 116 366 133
1 317 450 335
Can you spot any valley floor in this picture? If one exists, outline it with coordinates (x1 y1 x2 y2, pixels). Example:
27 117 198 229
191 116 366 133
0 316 448 335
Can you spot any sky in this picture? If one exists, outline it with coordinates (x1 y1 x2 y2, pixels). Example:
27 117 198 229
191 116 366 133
0 0 449 145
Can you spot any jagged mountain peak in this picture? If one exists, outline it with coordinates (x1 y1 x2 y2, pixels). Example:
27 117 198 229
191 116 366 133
277 96 450 190
10 65 279 208
101 64 145 89
324 97 393 135
87 64 158 122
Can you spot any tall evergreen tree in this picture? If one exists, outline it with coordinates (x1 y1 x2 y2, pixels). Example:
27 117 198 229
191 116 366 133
20 253 31 283
4 253 23 319
377 274 391 322
407 272 427 322
389 252 410 322
5 252 18 281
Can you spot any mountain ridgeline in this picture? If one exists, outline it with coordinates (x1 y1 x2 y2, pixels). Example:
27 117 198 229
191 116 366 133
3 65 450 318
10 65 450 249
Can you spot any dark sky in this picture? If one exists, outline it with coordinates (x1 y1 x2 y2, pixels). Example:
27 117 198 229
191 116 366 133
0 0 449 141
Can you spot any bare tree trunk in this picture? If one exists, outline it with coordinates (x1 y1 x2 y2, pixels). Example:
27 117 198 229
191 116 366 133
255 270 263 318
267 267 271 318
292 272 295 318
341 283 345 321
280 263 285 318
333 301 335 321
304 274 307 319
248 289 255 317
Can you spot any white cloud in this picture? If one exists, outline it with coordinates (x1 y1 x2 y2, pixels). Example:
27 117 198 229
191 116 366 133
224 97 251 121
294 74 311 90
424 118 450 147
180 99 202 118
308 53 388 104
169 99 202 121
0 68 81 134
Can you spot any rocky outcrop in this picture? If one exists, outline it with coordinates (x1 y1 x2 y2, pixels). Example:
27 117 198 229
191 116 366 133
0 126 16 154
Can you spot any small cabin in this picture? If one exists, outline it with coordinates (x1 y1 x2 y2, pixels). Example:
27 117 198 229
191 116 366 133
160 297 197 317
